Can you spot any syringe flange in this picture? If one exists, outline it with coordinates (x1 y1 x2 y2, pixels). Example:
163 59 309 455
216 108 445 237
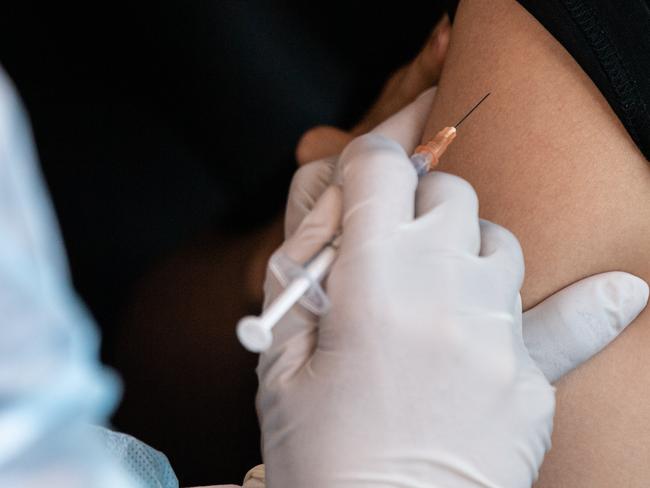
269 251 331 315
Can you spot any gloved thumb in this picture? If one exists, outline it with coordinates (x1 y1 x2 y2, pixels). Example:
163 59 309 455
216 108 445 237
522 271 649 383
257 186 342 381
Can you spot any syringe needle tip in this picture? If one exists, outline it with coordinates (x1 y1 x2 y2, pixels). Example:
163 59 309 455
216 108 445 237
453 92 491 129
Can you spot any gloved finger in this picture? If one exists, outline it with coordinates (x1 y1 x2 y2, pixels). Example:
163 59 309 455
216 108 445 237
281 185 342 264
338 134 417 247
522 271 649 383
479 219 525 291
258 186 342 382
285 157 336 239
414 172 480 254
369 86 437 154
295 125 353 166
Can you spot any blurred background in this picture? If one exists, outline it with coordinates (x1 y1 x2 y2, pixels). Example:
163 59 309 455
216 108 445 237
0 1 445 485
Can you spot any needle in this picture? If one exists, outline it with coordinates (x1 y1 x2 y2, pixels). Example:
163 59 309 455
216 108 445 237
453 92 491 128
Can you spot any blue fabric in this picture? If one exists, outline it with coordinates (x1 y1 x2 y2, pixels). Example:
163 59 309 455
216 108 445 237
93 427 179 488
0 65 177 487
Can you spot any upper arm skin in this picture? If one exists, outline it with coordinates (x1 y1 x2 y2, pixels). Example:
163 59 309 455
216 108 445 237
422 0 650 485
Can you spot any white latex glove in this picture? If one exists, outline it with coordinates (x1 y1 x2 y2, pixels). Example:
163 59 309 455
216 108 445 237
258 134 550 487
286 91 649 386
256 92 649 488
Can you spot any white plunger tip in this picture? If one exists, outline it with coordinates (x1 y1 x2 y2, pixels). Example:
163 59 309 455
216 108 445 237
237 316 273 353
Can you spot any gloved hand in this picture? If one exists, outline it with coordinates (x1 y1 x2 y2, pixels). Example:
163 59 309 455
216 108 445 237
285 91 649 386
256 92 649 488
259 133 550 487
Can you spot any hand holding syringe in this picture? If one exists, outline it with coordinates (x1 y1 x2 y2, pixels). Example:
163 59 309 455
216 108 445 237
237 93 490 352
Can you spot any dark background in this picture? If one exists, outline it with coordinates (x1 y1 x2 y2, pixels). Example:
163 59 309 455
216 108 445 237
0 2 444 485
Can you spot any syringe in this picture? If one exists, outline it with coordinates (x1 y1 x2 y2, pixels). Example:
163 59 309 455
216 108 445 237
237 93 490 353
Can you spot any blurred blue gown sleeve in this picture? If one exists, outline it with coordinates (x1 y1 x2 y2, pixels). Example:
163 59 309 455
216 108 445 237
0 66 177 488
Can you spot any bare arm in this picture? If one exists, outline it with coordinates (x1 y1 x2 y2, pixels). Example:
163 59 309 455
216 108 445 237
421 0 650 485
